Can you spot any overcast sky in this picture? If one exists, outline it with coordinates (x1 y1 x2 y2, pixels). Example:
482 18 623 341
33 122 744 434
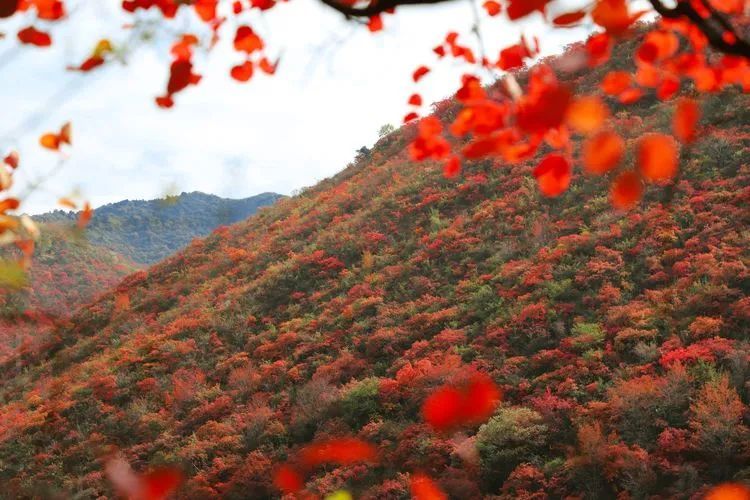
0 0 594 214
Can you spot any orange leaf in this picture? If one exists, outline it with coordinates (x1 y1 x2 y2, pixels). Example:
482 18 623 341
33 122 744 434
601 71 632 95
230 61 254 82
673 98 700 144
410 472 448 500
0 197 20 213
233 25 264 54
59 122 72 145
58 197 78 209
39 133 60 150
610 171 643 210
259 57 278 75
482 0 501 16
533 154 572 197
592 0 640 34
636 133 678 183
566 96 609 134
582 130 624 175
78 201 93 229
706 482 750 500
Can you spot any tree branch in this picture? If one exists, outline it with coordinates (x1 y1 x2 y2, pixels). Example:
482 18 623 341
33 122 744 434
319 0 750 59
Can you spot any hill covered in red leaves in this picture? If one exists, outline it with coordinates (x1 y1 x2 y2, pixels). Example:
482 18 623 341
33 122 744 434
1 28 750 498
0 224 137 370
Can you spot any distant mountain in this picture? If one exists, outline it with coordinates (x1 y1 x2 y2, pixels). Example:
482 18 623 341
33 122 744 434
34 191 283 264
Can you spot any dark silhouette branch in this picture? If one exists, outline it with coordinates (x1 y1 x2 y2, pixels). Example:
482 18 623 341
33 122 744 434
319 0 750 59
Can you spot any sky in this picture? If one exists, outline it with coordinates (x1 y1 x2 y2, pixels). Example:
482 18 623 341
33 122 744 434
0 0 594 214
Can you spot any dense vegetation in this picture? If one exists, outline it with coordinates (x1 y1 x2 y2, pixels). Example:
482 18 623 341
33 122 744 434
1 29 750 498
0 225 136 372
35 191 283 264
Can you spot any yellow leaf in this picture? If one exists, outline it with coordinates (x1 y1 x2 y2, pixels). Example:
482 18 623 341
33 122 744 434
0 259 28 289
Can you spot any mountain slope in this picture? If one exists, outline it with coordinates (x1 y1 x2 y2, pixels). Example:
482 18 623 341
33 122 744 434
35 191 284 264
0 225 137 370
1 35 750 498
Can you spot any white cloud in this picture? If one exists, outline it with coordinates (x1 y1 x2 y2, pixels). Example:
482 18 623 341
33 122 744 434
0 0 592 214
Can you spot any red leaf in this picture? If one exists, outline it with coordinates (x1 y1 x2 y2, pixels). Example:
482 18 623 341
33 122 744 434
443 155 461 178
412 65 430 82
673 98 700 144
582 130 624 175
586 32 611 67
68 55 105 72
601 71 632 95
403 112 419 123
610 171 643 210
17 26 52 47
553 10 586 26
408 93 423 106
506 0 548 20
422 373 501 431
142 468 183 500
230 61 254 82
533 154 572 197
410 472 448 500
234 25 264 54
367 14 383 32
636 133 678 183
482 0 501 16
299 438 378 467
259 57 278 75
273 464 304 495
422 386 463 431
3 151 19 169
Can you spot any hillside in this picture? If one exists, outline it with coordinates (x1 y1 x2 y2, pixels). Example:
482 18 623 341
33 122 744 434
35 191 284 264
0 225 137 371
1 31 750 499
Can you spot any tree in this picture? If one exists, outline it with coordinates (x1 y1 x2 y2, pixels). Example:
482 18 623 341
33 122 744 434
378 123 396 137
476 406 548 489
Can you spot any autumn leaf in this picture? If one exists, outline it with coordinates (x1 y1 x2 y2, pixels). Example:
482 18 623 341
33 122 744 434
582 130 624 175
566 96 609 134
273 464 304 495
610 171 643 209
553 11 586 26
533 154 572 197
0 259 28 289
482 0 501 16
410 472 447 500
17 26 52 46
673 98 700 144
705 482 750 500
636 133 678 183
299 438 378 467
412 65 430 82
